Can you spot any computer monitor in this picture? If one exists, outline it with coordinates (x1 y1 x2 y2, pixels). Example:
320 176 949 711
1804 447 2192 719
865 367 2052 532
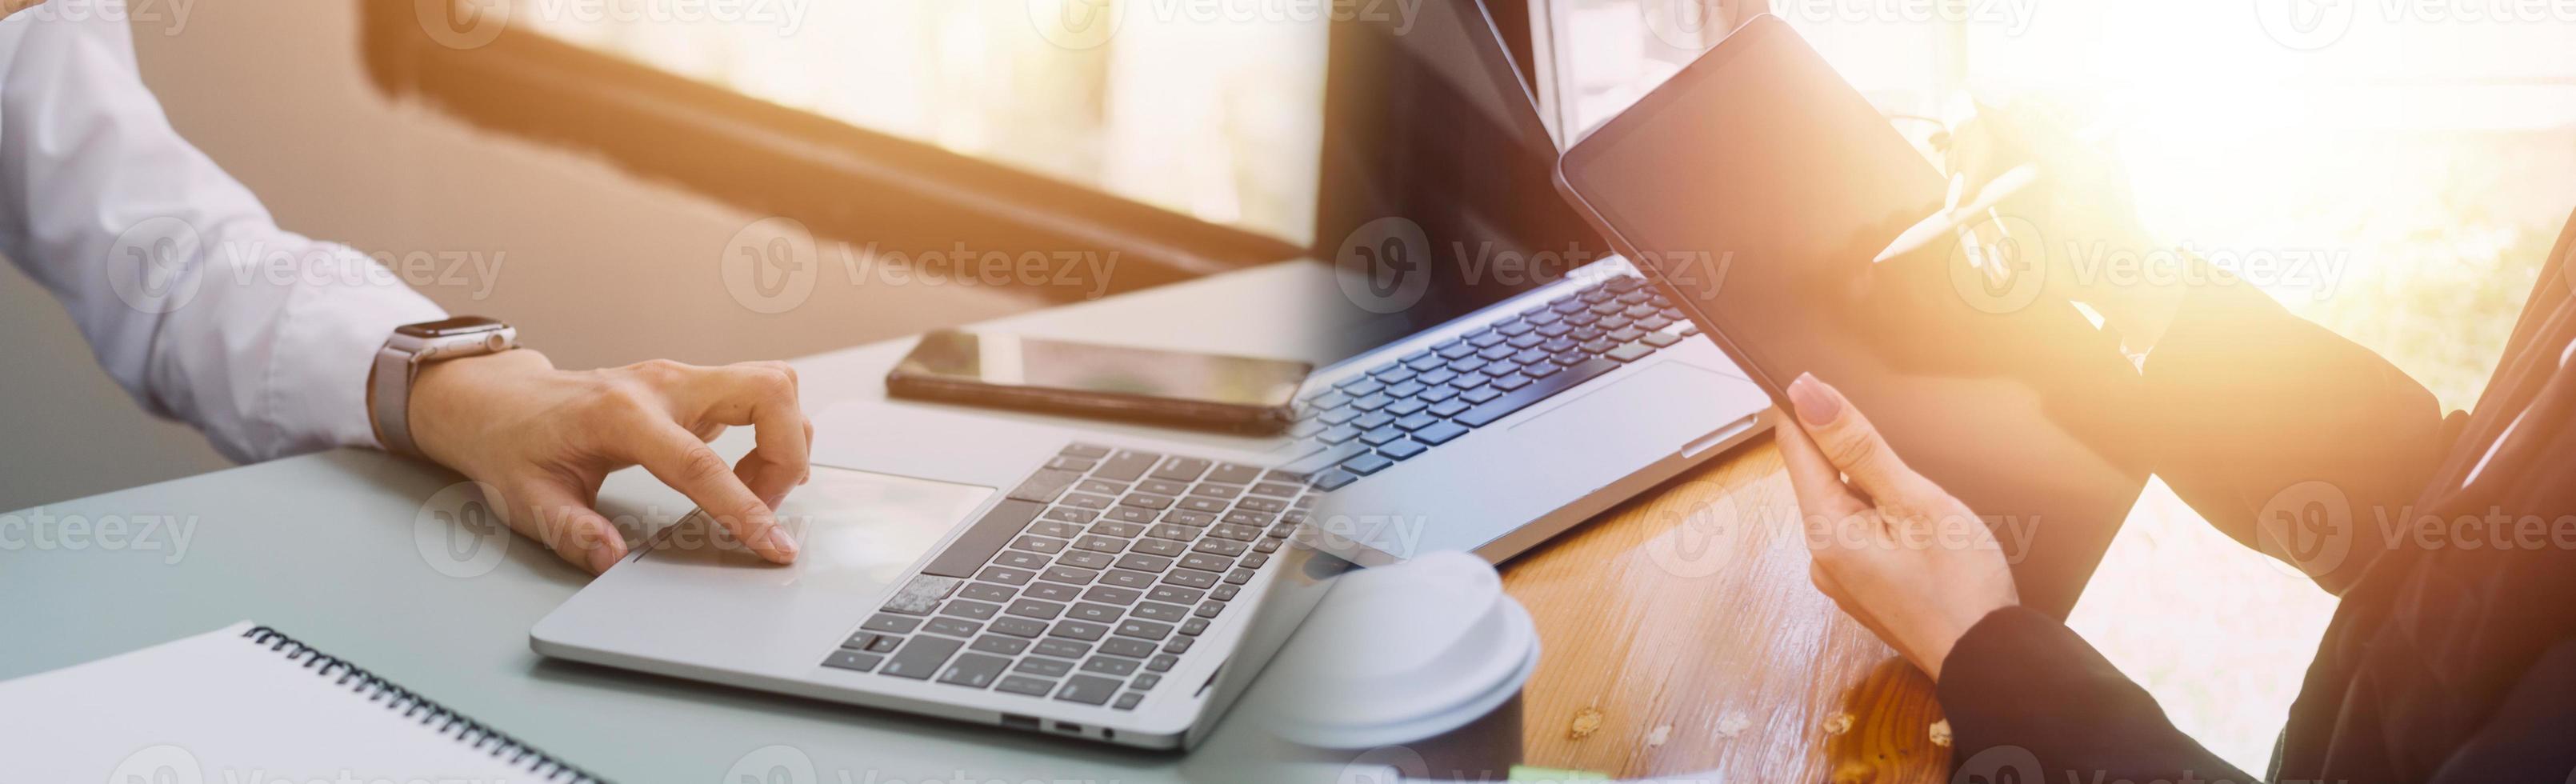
1312 0 1610 360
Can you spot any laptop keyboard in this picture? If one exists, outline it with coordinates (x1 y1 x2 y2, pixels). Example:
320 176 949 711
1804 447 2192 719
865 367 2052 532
819 444 1314 712
1281 274 1699 490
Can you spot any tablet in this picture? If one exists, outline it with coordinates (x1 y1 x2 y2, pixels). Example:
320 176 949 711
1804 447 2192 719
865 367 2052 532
1554 15 2152 619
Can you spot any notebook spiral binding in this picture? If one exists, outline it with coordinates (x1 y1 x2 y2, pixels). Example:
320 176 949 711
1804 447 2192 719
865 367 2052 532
241 626 607 784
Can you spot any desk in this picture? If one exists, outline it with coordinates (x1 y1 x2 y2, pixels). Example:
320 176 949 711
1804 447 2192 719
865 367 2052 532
1503 438 1952 782
0 262 1344 784
3 259 1938 782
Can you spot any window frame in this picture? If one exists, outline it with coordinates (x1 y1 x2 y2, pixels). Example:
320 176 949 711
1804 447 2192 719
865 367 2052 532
362 4 1308 302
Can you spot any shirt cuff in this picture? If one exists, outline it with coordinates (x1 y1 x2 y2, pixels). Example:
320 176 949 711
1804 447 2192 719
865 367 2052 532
265 243 447 458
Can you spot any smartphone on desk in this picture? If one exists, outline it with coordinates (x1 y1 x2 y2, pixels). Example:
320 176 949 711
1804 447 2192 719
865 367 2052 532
886 330 1312 434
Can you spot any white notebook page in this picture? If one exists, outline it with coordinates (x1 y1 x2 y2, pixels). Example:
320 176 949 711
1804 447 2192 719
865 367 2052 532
0 621 584 782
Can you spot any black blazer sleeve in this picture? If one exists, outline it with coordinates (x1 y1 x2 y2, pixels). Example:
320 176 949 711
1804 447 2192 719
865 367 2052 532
2140 271 2455 593
1934 270 2452 782
1937 607 2254 782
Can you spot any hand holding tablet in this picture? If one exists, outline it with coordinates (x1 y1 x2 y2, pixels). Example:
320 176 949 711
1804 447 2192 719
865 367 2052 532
1551 14 2157 619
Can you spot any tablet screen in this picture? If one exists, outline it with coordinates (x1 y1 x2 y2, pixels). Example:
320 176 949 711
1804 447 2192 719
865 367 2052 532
1558 16 2154 618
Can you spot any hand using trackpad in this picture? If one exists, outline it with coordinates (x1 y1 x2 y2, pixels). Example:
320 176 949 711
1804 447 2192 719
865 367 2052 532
643 466 994 592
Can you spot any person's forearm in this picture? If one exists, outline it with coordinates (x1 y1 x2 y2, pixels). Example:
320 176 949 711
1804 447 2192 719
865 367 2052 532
2141 276 2450 592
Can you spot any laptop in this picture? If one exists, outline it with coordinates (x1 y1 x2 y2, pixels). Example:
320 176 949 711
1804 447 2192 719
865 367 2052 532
1282 0 1772 565
528 0 1770 751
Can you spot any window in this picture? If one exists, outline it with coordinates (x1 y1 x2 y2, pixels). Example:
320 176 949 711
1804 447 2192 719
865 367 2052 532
1540 0 2576 771
508 1 1329 246
371 1 1327 298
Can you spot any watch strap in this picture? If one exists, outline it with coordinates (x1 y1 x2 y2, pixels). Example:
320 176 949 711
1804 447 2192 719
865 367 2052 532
372 345 422 457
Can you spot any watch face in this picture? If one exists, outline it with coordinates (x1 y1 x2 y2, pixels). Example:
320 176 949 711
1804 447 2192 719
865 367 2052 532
397 316 506 338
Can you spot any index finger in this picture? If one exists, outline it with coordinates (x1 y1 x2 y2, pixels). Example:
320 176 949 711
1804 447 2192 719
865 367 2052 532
630 419 798 564
690 362 810 509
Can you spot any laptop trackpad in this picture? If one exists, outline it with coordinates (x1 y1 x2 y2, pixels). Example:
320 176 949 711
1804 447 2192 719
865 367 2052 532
642 466 994 592
1510 359 1762 464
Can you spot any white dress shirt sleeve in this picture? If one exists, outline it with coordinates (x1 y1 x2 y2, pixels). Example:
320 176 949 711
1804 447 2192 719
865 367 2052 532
0 8 447 462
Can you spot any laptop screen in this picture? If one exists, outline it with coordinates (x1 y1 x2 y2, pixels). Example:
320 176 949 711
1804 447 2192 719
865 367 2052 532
1311 0 1608 361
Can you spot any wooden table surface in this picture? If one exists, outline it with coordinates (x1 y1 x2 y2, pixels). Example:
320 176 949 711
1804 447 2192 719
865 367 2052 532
1499 433 1951 782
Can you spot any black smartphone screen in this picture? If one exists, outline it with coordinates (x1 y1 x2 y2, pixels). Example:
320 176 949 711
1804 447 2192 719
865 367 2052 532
891 331 1310 411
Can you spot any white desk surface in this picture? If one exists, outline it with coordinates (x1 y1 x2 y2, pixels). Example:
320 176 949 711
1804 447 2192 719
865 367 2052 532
0 260 1358 783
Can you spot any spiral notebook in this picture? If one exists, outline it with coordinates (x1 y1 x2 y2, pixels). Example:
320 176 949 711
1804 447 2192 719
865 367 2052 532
0 622 602 783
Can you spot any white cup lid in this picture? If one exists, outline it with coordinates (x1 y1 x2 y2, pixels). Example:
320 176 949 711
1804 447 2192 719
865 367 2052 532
1263 551 1541 749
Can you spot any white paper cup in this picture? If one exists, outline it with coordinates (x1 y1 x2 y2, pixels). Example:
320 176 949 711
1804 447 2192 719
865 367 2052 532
1256 552 1541 780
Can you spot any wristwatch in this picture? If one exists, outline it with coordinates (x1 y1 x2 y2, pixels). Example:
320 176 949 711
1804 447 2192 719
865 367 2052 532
371 316 518 457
